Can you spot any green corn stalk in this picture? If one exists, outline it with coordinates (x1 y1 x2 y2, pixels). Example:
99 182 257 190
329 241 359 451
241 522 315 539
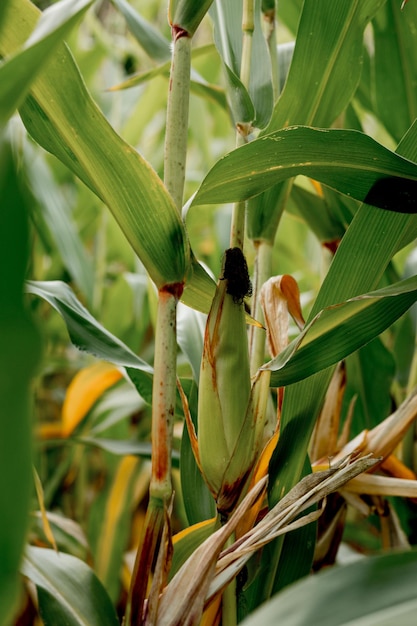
126 2 220 623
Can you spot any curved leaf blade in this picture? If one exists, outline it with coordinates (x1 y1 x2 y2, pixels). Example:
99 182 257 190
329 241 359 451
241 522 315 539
192 126 417 213
263 275 417 387
22 546 119 626
26 280 154 403
77 436 180 468
240 549 417 626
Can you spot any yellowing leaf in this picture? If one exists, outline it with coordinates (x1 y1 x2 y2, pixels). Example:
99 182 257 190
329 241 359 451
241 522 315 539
33 467 57 552
95 456 141 592
62 362 123 437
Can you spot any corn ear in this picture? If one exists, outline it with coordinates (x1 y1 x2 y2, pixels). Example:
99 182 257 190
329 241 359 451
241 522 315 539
197 248 268 515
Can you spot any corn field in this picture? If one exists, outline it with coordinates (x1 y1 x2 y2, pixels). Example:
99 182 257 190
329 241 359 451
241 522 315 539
2 0 417 624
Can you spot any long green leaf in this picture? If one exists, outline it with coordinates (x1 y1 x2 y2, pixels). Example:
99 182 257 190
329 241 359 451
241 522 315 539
22 546 119 626
267 0 385 131
210 0 273 128
241 549 417 626
372 0 417 143
247 0 384 243
23 142 95 305
192 126 417 212
0 0 190 289
0 0 94 126
26 280 154 403
77 436 180 468
0 136 42 626
263 275 417 387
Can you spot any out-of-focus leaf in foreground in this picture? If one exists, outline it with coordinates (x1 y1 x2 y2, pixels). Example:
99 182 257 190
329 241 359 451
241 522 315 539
0 136 41 625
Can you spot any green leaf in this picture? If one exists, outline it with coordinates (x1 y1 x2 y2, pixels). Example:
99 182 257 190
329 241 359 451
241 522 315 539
0 0 11 31
76 436 180 468
372 0 417 143
267 0 385 130
240 549 417 626
111 0 171 63
111 47 228 114
288 183 348 244
192 126 417 212
22 546 119 626
263 275 417 387
247 0 384 244
0 0 190 289
209 0 273 128
170 517 217 580
23 141 95 305
277 0 302 35
26 280 154 403
0 0 94 126
179 380 215 525
0 136 42 626
177 303 206 381
263 121 417 608
344 338 395 435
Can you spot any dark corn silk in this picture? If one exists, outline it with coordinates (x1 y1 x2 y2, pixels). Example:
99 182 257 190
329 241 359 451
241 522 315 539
222 247 253 304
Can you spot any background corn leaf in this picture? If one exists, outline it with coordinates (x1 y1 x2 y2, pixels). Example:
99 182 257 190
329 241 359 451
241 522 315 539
192 126 417 212
277 0 302 36
179 379 215 525
0 0 94 126
240 549 417 626
372 0 417 143
62 363 123 437
343 338 396 436
209 0 273 128
22 141 95 305
22 546 119 626
26 280 154 403
111 0 171 63
177 303 206 382
0 0 190 289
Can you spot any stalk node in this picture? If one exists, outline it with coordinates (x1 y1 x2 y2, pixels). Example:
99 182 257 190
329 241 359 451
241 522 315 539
171 25 190 41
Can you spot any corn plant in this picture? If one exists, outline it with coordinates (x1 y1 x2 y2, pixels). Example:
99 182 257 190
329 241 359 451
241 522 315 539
3 0 417 624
